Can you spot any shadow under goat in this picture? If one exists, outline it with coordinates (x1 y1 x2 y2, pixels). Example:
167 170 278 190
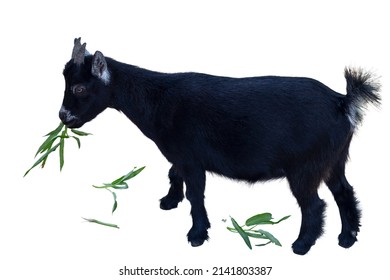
60 38 381 255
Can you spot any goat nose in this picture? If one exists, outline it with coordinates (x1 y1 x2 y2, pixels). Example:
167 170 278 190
59 106 76 125
59 109 69 123
59 110 66 121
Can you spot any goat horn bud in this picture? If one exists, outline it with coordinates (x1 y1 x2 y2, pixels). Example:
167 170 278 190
71 37 86 65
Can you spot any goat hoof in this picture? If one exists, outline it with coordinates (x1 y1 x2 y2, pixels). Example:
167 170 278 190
292 239 313 255
160 196 182 210
190 239 205 247
187 228 209 247
338 231 357 248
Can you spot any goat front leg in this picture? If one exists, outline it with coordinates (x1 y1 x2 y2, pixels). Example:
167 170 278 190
183 168 210 247
160 165 184 210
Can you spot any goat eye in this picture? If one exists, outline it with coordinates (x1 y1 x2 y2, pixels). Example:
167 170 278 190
72 85 87 95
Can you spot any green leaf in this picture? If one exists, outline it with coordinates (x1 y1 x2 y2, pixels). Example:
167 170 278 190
71 136 81 148
24 143 60 177
44 122 64 137
245 231 268 239
113 166 145 184
92 183 128 189
35 134 61 157
34 123 63 159
111 183 129 189
245 213 291 226
231 217 252 249
245 213 273 226
227 227 268 239
111 175 126 185
226 226 236 232
112 200 118 214
70 129 91 136
274 215 291 224
100 167 145 187
40 137 58 168
82 217 119 229
257 229 282 246
92 184 110 189
123 166 145 180
110 190 118 214
255 241 272 247
59 131 66 171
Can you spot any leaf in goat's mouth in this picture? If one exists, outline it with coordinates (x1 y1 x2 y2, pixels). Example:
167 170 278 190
24 122 91 176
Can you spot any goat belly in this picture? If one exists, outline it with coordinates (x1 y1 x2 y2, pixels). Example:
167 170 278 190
206 158 287 183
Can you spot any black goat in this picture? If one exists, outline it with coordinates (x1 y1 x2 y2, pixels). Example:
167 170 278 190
60 38 380 255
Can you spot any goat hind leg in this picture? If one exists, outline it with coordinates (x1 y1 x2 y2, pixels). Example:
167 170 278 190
160 165 184 210
325 168 361 249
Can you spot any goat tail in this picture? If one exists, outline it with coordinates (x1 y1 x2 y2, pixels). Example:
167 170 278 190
344 67 381 128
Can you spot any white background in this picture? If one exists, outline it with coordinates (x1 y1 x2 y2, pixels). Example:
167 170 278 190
1 0 389 279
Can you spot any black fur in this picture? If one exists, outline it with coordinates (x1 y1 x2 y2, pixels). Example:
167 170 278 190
60 39 380 255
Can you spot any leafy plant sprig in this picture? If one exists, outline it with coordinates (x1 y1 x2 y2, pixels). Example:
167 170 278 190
227 213 290 249
92 167 145 214
92 167 145 191
83 167 145 229
24 122 91 176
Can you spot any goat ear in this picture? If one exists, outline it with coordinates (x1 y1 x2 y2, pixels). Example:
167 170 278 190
91 51 110 84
